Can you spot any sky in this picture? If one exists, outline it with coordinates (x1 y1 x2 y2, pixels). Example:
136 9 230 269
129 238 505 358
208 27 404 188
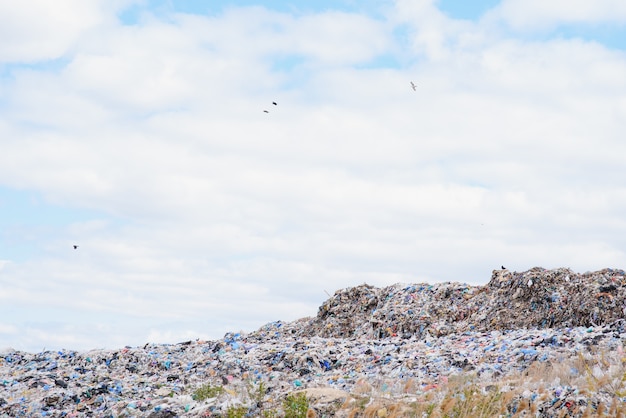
1 0 626 353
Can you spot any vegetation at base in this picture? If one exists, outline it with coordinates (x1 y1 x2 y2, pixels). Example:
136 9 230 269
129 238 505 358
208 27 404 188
283 392 310 418
189 347 626 417
189 381 312 417
224 405 247 418
340 349 626 417
192 383 224 401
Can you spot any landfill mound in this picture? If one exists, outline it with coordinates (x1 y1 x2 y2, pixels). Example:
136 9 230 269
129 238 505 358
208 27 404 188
274 267 626 340
3 267 626 417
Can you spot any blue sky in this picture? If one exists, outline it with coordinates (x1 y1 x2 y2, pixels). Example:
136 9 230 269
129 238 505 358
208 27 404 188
1 0 626 352
439 0 501 19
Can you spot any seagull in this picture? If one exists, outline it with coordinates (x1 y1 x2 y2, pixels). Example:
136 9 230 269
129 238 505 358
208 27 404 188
73 245 79 249
410 81 417 91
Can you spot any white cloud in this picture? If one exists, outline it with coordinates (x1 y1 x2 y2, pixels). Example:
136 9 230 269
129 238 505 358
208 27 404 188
0 0 134 62
288 11 391 65
488 0 626 30
389 0 472 60
0 323 17 334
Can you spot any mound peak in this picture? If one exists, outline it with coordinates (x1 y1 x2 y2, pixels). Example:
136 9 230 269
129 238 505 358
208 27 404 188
257 267 626 340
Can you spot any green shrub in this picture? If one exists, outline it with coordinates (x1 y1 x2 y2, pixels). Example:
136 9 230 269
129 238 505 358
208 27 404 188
225 405 248 418
283 392 309 418
192 383 224 401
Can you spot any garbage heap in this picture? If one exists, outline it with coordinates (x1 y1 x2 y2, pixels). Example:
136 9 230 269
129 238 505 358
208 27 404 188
3 267 626 418
283 267 626 339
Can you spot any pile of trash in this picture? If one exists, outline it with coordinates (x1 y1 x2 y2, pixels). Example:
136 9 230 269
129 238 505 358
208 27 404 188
281 267 626 339
2 267 626 417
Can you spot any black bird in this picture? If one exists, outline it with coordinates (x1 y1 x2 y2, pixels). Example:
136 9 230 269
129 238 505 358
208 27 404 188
410 81 417 91
73 245 79 249
501 265 506 270
263 110 269 113
272 101 277 106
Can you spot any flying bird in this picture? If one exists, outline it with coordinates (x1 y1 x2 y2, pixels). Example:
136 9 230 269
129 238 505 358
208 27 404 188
272 101 277 106
73 245 79 249
501 265 506 270
410 81 417 91
263 110 269 113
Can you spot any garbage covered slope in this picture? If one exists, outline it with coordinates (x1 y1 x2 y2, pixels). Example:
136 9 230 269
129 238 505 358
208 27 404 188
282 267 626 339
3 267 626 417
4 325 626 417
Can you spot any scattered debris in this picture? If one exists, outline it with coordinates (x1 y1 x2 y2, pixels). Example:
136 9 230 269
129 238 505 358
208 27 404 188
2 267 626 417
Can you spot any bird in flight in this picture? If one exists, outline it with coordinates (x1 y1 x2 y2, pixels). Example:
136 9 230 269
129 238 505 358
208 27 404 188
73 245 79 249
410 81 417 91
263 101 277 113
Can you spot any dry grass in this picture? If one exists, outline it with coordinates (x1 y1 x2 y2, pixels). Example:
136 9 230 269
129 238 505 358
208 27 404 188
337 347 626 417
190 347 626 417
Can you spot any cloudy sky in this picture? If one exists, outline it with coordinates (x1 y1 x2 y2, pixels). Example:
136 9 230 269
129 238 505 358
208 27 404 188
1 0 625 352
